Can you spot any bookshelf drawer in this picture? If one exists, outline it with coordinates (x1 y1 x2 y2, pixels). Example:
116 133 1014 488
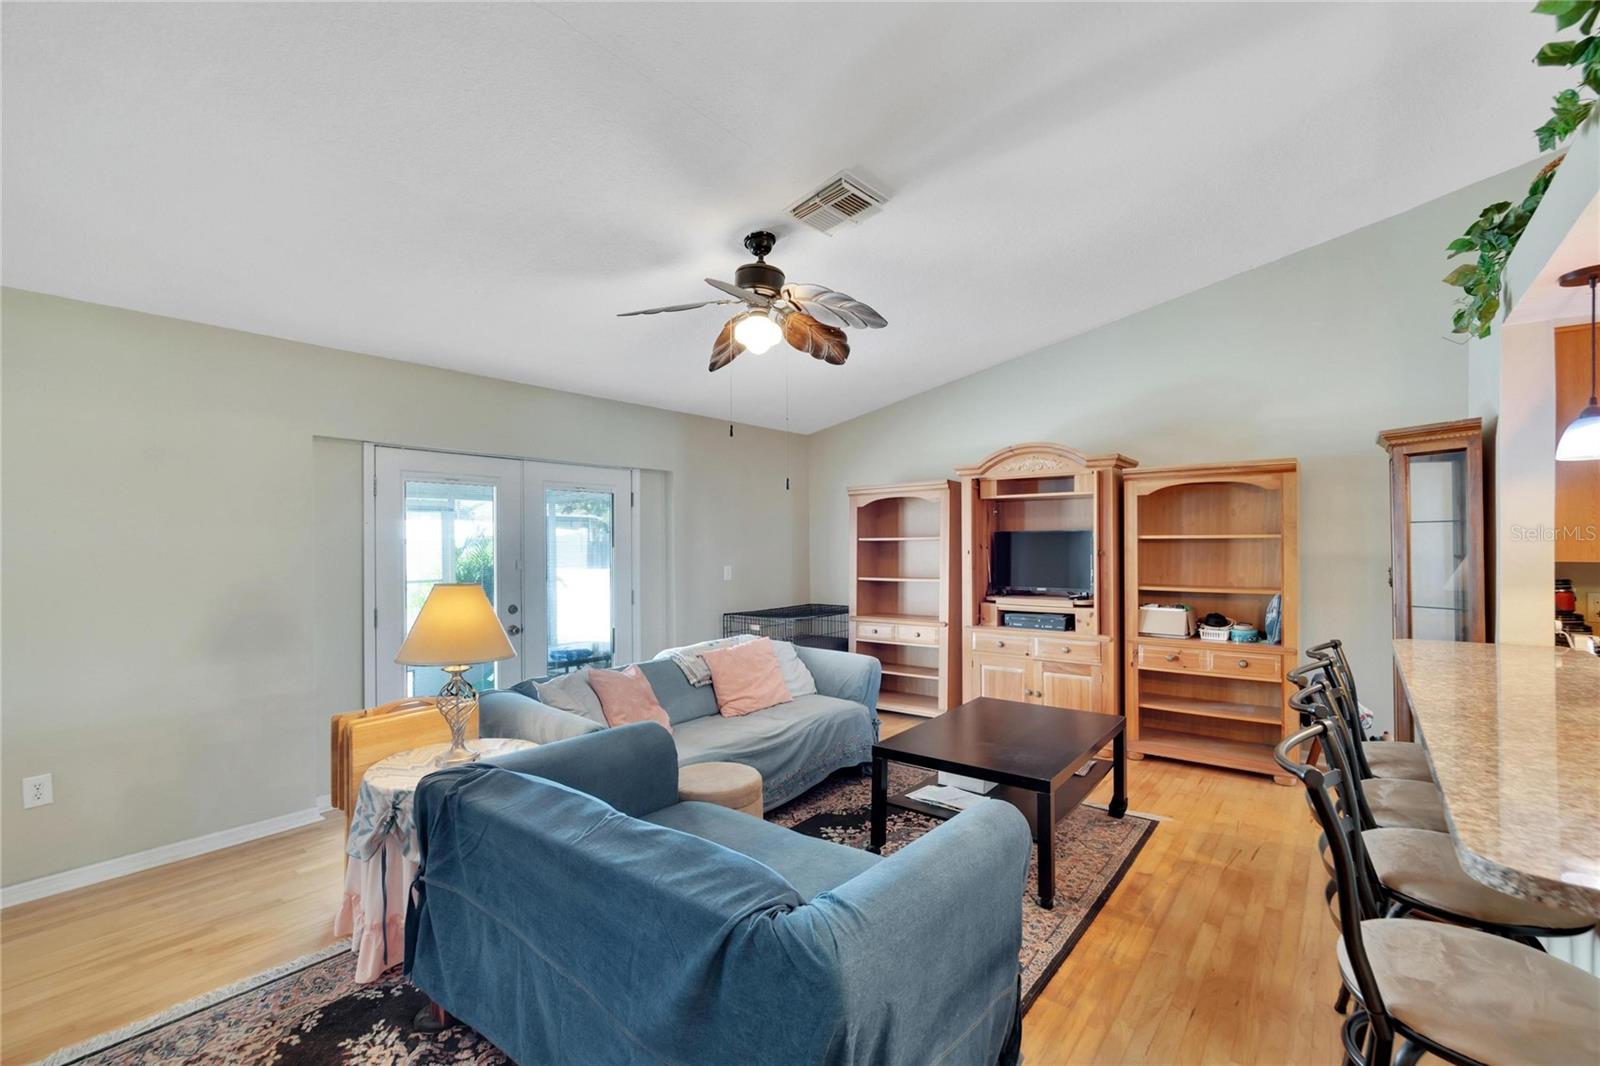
894 623 939 645
1031 636 1101 663
854 621 895 641
1205 650 1282 681
1136 643 1205 673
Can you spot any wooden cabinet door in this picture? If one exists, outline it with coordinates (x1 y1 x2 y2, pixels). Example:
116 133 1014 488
1036 658 1099 713
971 652 1029 702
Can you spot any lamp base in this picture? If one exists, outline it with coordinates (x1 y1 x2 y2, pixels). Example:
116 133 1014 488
433 668 481 767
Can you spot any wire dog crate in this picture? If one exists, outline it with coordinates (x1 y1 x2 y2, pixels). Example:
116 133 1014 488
721 603 849 650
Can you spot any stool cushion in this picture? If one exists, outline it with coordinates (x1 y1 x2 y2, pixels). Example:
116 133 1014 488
678 760 764 816
1364 828 1593 932
1339 920 1600 1066
1363 741 1434 782
1363 778 1449 832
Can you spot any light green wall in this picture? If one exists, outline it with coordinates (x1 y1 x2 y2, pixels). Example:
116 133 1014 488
0 158 1552 886
806 161 1545 734
0 290 809 886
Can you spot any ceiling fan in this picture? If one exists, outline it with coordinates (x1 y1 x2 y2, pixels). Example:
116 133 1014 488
618 231 886 371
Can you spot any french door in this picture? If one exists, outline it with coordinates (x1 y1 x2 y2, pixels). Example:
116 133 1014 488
369 447 634 704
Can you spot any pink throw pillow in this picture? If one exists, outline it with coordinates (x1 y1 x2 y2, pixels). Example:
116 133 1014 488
702 638 794 717
587 665 672 734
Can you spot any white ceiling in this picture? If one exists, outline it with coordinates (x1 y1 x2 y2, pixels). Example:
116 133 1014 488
1 2 1566 432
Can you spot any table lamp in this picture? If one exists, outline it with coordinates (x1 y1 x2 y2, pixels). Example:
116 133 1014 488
395 583 515 766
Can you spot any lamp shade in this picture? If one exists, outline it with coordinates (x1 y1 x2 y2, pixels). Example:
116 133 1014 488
395 583 515 667
1556 402 1600 461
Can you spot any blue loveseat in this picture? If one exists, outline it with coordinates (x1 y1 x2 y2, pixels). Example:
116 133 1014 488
478 643 881 810
406 723 1031 1066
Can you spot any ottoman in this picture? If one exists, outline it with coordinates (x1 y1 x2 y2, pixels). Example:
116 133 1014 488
678 761 764 818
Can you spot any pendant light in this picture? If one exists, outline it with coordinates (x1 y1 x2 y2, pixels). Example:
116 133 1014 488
1556 265 1600 462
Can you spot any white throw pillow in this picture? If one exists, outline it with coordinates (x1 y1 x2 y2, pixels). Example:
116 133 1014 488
769 640 818 697
654 634 756 687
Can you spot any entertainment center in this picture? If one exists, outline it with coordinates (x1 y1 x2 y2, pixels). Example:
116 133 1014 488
955 442 1136 718
845 442 1302 785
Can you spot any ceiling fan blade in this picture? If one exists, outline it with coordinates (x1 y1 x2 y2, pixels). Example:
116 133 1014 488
617 299 740 317
709 318 746 372
782 283 886 330
782 311 850 366
705 278 772 307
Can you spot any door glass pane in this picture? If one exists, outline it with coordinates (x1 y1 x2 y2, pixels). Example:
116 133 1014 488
404 479 500 695
1407 451 1470 641
546 488 614 674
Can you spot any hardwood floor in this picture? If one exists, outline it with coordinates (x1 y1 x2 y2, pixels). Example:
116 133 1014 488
0 715 1343 1064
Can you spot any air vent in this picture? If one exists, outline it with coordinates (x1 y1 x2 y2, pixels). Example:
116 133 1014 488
788 172 886 235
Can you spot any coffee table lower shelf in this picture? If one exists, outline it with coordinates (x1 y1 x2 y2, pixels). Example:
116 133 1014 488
888 757 1114 834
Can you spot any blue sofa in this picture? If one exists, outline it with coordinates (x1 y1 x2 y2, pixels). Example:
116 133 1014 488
406 723 1031 1066
478 644 881 810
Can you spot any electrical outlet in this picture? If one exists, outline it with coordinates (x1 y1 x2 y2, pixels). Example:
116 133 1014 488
723 565 734 581
22 773 52 809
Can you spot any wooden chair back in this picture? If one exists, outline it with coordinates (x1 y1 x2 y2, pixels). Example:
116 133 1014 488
330 698 479 821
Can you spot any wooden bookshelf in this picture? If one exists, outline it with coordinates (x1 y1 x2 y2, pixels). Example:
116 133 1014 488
848 481 960 716
1123 460 1299 784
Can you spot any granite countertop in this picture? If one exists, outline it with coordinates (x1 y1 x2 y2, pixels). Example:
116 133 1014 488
1393 639 1600 916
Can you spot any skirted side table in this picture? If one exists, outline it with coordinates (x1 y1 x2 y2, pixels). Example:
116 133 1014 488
335 737 535 982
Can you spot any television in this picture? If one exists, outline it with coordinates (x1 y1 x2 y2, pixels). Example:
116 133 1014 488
990 531 1093 597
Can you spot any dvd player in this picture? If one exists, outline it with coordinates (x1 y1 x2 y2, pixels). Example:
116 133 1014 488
1000 611 1072 631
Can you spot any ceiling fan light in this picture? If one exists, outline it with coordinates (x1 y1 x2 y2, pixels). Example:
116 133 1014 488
732 310 782 354
1557 402 1600 461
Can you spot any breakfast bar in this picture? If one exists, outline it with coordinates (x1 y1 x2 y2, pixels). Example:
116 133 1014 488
1393 639 1600 917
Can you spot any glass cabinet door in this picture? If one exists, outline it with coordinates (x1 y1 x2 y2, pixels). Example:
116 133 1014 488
1404 449 1472 641
1380 419 1488 741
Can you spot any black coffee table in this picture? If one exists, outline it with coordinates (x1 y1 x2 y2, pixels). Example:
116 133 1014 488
870 697 1127 909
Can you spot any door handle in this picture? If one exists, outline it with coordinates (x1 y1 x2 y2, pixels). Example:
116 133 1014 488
507 624 523 636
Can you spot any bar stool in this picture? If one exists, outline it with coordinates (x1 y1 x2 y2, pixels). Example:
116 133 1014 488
1287 661 1448 833
1306 639 1434 783
1291 684 1595 947
1276 719 1600 1066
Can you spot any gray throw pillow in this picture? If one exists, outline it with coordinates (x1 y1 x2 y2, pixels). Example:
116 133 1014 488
769 640 818 697
533 669 607 726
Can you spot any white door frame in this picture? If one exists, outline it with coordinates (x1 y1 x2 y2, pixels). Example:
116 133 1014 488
362 444 641 706
370 447 526 705
523 462 635 678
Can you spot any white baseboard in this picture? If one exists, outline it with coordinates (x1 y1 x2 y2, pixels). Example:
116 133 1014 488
0 806 326 909
314 793 333 813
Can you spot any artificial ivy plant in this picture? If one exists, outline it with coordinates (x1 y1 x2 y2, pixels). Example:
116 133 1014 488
1445 0 1599 338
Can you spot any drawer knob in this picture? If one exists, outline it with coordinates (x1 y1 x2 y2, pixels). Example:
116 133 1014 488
1060 647 1071 654
996 640 1005 648
1164 653 1180 662
1237 659 1249 669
